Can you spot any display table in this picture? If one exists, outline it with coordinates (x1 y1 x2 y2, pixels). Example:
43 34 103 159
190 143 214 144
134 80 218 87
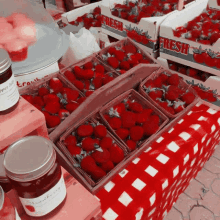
95 101 220 220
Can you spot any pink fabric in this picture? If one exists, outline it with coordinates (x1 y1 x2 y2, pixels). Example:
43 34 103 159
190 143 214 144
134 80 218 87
95 102 220 220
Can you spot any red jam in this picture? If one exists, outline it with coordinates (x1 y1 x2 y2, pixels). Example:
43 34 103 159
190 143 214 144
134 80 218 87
4 136 67 217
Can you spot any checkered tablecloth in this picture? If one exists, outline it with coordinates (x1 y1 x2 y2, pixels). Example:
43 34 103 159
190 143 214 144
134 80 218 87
95 101 220 220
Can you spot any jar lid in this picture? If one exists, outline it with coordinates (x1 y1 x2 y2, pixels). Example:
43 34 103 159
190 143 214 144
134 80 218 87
0 49 11 75
0 154 9 183
4 136 56 182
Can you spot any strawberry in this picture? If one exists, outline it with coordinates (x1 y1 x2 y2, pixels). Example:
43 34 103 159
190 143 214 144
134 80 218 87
130 126 144 141
92 77 103 89
77 97 86 104
99 137 113 149
113 103 126 115
92 148 110 163
38 87 49 97
22 95 34 104
95 64 105 74
64 135 77 146
33 104 42 111
136 109 153 124
81 156 97 173
66 102 79 113
84 62 93 69
121 111 136 128
121 11 128 19
49 78 63 93
180 92 195 105
169 63 178 71
120 61 130 70
94 125 107 139
167 74 179 86
206 93 217 102
102 75 114 85
73 66 83 79
83 69 94 80
153 77 163 88
119 70 127 74
77 124 94 137
33 96 45 107
90 166 106 181
73 80 84 91
58 109 70 120
135 53 143 61
47 115 61 128
85 90 94 97
116 128 130 140
107 57 119 69
82 137 97 151
42 111 50 121
165 90 179 101
187 68 198 77
103 114 111 122
64 70 76 83
100 160 114 172
128 54 139 67
62 88 79 102
44 101 60 114
108 47 116 55
173 100 185 113
126 140 136 151
93 6 101 14
129 102 143 113
143 121 159 136
67 145 81 156
147 114 160 125
114 50 125 61
193 49 206 64
178 67 187 75
83 80 90 90
109 144 124 164
124 44 137 54
108 117 122 129
43 94 60 104
112 9 119 17
148 89 163 101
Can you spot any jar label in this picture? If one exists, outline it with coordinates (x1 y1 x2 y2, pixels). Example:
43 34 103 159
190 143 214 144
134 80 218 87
0 74 19 111
19 175 66 217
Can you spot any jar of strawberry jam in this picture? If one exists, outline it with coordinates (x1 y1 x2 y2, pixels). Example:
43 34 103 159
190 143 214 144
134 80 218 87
4 136 67 217
0 49 19 115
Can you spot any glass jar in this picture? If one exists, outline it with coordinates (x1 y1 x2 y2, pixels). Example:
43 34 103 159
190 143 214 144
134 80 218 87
0 154 11 193
4 136 67 217
0 49 19 115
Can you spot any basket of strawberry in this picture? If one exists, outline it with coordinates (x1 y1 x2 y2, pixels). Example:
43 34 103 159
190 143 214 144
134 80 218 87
98 37 156 75
20 73 85 133
61 55 119 97
139 69 200 118
56 114 128 193
99 89 169 153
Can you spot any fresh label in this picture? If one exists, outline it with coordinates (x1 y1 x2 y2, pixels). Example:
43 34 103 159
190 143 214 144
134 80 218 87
0 74 19 111
19 175 66 217
102 15 123 31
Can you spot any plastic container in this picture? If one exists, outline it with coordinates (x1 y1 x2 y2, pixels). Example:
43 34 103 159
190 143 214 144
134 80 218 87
4 136 67 217
0 0 69 76
0 154 11 193
56 111 129 194
139 67 200 119
0 49 19 114
99 89 169 151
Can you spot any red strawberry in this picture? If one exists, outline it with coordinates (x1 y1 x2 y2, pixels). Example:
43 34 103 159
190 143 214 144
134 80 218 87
73 80 84 91
38 87 49 97
143 121 159 136
95 64 105 74
47 115 61 128
64 70 76 82
153 77 163 88
112 10 119 17
58 109 70 120
77 97 86 104
94 125 107 139
148 89 163 101
108 47 116 55
193 50 206 64
187 68 198 77
64 135 77 146
73 66 83 79
84 61 93 69
121 11 128 19
67 145 81 156
130 126 144 141
90 166 106 181
144 79 155 90
180 92 195 105
33 104 42 111
121 111 136 128
173 100 185 113
43 94 60 104
124 44 137 54
126 140 136 151
22 95 34 104
108 117 122 129
113 103 126 115
136 109 153 124
178 67 187 75
165 90 179 101
135 53 143 61
92 148 110 163
93 6 101 14
102 75 114 85
85 90 94 97
169 63 178 71
167 74 179 86
83 69 94 80
128 54 139 67
66 102 79 113
82 137 97 151
44 101 60 114
99 137 113 149
206 93 217 102
49 78 63 93
116 128 130 140
33 96 45 107
129 102 143 113
107 57 119 69
114 50 125 61
103 114 111 122
147 115 160 125
109 144 124 164
92 77 103 89
83 80 90 90
120 61 130 70
81 156 97 173
101 160 114 172
42 111 50 121
62 88 79 102
77 124 94 137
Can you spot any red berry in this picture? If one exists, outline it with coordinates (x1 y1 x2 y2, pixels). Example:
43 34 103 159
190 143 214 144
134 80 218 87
38 87 49 97
94 125 107 139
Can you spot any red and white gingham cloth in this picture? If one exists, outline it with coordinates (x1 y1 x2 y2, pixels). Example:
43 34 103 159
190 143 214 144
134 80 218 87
95 101 220 220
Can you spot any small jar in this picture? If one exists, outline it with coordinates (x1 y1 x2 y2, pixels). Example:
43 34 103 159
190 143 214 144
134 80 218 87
0 154 11 193
4 136 67 217
0 49 20 115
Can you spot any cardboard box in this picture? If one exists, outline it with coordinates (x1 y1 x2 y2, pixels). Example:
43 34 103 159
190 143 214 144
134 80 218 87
159 0 220 76
157 57 220 95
